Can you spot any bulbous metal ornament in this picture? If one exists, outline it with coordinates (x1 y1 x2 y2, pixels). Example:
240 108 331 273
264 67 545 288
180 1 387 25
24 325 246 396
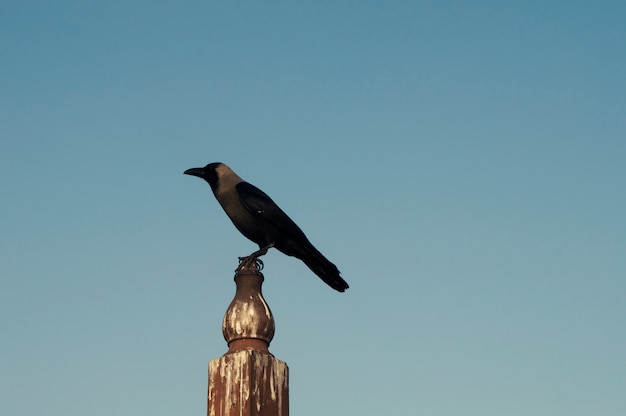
222 261 275 352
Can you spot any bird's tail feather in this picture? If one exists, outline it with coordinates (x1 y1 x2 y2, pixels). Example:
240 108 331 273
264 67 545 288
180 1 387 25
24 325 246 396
301 245 349 292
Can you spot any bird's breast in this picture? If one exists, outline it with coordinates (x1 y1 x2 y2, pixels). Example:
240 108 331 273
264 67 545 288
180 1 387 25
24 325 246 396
214 188 269 245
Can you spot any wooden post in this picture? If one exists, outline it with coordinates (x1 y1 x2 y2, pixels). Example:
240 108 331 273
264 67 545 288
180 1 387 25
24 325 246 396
208 263 289 416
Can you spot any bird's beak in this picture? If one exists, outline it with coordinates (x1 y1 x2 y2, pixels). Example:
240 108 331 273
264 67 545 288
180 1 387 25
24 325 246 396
184 167 205 178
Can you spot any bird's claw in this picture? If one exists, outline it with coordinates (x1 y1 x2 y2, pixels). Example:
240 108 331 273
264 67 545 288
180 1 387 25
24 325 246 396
236 256 264 272
235 243 274 272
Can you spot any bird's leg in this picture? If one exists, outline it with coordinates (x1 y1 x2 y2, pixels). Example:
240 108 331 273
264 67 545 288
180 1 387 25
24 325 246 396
237 243 275 272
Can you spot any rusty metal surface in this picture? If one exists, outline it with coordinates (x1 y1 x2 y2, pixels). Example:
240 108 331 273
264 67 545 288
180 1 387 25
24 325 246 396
209 265 288 416
208 350 289 416
222 268 275 351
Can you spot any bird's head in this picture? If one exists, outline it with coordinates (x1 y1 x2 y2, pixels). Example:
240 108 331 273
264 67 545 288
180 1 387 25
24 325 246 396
184 162 245 193
184 162 223 191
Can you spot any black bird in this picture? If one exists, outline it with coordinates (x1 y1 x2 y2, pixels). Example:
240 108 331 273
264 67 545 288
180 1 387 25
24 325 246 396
184 162 349 292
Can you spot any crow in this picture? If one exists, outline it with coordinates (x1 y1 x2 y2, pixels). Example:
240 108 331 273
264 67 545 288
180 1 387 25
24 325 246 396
184 162 349 292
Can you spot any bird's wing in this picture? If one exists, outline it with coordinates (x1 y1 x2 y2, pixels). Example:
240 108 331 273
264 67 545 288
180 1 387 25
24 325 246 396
235 182 308 239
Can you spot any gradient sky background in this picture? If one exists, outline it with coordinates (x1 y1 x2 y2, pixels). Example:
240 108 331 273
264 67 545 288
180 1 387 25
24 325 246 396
2 1 625 415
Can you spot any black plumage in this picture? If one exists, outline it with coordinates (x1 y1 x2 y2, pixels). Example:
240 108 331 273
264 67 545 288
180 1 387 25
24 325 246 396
184 162 349 292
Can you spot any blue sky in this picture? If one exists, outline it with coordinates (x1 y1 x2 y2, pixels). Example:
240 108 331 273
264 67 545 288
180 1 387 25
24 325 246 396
1 1 625 415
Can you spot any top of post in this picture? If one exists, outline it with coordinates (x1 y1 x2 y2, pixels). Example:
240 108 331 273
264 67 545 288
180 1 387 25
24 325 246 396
222 261 275 353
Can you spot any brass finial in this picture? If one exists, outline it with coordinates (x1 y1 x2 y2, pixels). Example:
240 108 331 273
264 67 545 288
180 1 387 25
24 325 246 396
222 262 275 352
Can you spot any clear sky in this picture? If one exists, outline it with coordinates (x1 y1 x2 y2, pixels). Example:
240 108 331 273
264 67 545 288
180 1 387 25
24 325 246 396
2 1 625 415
